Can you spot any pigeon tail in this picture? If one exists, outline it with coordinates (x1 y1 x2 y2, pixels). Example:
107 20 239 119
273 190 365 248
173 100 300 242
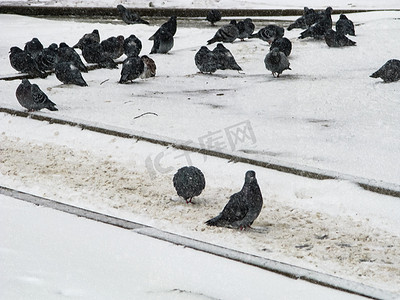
205 215 224 227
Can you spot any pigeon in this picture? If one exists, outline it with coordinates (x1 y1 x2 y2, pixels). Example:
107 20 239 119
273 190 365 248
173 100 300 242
81 41 118 69
140 55 156 78
336 14 355 36
206 9 222 26
36 43 58 71
194 46 219 74
324 29 356 47
116 4 149 25
264 47 291 77
173 166 206 204
16 79 57 112
207 20 239 44
299 6 333 39
149 16 177 40
119 55 145 83
212 43 242 71
249 24 284 44
123 34 142 57
205 170 263 229
73 29 100 49
270 37 292 57
24 37 44 59
287 7 318 31
55 62 88 86
150 27 174 54
370 59 400 83
9 46 47 78
101 35 125 60
58 42 88 73
237 18 255 40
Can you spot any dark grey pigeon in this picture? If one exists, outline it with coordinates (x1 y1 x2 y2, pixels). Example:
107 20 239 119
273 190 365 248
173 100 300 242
205 170 263 229
123 34 142 57
324 29 356 47
117 4 149 25
336 14 355 36
370 59 400 83
55 62 88 86
299 6 332 39
73 29 100 49
173 166 206 204
270 37 292 57
9 46 47 78
101 35 125 60
81 41 118 69
194 46 219 74
287 7 318 31
140 55 156 78
206 9 221 26
149 16 177 40
150 28 174 54
249 24 284 44
119 55 145 83
36 43 58 71
58 42 88 73
24 38 43 59
207 20 239 44
237 18 255 40
212 43 242 71
16 79 57 111
264 47 291 77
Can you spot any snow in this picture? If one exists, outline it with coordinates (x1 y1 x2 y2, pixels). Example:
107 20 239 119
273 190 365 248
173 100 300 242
1 1 400 298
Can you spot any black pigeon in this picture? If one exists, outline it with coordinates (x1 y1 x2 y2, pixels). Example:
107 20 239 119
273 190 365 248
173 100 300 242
249 24 284 44
336 14 355 36
237 18 255 40
81 41 118 69
173 166 206 204
24 37 44 59
324 29 356 47
150 28 174 54
299 6 333 39
149 16 177 40
206 9 222 26
119 55 145 83
140 55 156 78
9 46 47 78
36 43 58 71
58 42 88 73
16 79 57 112
370 59 400 83
55 62 88 86
207 20 239 44
123 34 142 57
205 170 263 229
270 37 292 57
287 7 318 31
101 35 125 60
117 4 149 25
194 46 219 74
264 47 291 77
73 29 100 49
212 43 242 71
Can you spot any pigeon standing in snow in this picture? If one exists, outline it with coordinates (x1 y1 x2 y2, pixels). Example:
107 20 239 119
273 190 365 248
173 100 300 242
58 42 88 73
237 18 255 40
150 27 174 54
370 59 400 83
123 34 142 57
149 16 177 40
287 7 318 30
336 14 355 36
81 41 118 69
206 9 221 26
249 24 284 44
9 46 47 78
36 43 58 71
140 55 156 78
205 170 263 229
173 166 206 204
116 4 149 25
119 55 145 83
264 47 291 77
194 46 219 74
16 79 57 111
299 6 333 39
270 37 292 57
207 20 239 44
24 37 44 59
212 43 242 71
55 62 88 86
101 35 125 60
324 29 356 47
73 29 100 49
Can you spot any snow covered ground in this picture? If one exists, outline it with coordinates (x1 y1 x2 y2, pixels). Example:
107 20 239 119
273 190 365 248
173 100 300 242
1 1 400 298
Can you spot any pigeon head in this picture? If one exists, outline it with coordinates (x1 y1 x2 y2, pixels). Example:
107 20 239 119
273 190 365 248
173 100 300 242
245 170 256 183
230 20 237 26
326 7 333 14
270 47 280 56
48 43 58 51
59 42 69 48
339 14 348 20
9 46 23 54
21 79 31 86
117 4 126 12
